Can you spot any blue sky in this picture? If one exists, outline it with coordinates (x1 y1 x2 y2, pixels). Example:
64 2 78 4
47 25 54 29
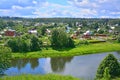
0 0 120 18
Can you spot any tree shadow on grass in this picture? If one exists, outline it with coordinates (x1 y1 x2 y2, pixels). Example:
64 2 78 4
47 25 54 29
52 47 75 51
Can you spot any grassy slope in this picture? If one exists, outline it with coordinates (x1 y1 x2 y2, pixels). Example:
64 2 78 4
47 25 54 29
0 74 79 80
12 42 120 58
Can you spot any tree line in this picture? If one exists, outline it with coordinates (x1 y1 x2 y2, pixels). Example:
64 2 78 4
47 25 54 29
7 35 42 52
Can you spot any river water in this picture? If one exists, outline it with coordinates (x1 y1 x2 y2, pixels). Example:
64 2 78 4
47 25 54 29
4 52 120 80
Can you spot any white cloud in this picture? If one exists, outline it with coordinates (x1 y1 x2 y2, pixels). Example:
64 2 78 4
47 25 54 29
97 0 109 3
100 16 111 18
32 1 38 4
68 0 99 8
12 5 23 10
110 12 120 15
0 0 119 18
80 9 97 15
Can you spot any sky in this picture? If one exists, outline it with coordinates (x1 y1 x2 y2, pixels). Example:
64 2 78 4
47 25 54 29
0 0 120 18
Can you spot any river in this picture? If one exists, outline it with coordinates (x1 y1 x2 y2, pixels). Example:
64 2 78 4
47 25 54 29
4 52 120 80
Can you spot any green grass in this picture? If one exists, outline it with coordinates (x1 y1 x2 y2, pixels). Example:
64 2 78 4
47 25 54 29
0 74 79 80
112 78 120 80
99 77 120 80
12 42 120 58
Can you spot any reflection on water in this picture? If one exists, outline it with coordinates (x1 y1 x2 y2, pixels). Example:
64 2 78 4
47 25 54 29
50 57 73 72
11 58 39 70
0 55 11 75
4 52 120 80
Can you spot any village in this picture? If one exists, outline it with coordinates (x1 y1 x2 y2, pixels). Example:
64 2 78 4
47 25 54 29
0 19 119 47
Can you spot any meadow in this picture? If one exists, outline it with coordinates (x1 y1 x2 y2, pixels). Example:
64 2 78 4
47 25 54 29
0 74 79 80
12 42 120 58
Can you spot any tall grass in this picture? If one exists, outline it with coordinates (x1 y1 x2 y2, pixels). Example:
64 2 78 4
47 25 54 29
0 74 79 80
12 42 120 58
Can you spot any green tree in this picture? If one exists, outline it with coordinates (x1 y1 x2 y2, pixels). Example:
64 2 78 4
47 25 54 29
51 28 70 49
96 54 120 79
41 26 46 36
102 67 111 80
67 37 75 48
30 36 42 51
7 37 30 52
98 29 104 34
117 35 120 43
7 38 19 52
0 46 11 74
0 19 7 29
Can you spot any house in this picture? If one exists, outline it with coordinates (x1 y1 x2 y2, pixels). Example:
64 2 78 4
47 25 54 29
46 29 51 35
28 29 37 35
82 30 92 39
70 34 77 39
5 29 16 37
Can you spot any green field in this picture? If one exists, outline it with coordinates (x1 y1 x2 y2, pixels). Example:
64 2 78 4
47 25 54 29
0 74 79 80
12 42 120 58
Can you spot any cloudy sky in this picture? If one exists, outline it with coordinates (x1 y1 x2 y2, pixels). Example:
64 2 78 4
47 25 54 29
0 0 120 18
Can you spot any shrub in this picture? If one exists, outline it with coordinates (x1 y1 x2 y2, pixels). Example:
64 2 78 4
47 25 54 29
96 54 120 79
0 46 11 74
7 36 42 52
7 38 30 52
117 35 120 43
51 28 75 49
78 40 89 45
30 36 42 51
67 37 75 48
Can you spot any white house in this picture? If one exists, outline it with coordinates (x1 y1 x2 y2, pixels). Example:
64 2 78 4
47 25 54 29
28 29 37 35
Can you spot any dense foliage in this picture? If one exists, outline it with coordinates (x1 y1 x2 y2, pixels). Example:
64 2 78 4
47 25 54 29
0 46 11 74
30 36 42 51
96 54 120 79
7 35 42 52
41 26 46 36
117 35 120 43
51 28 74 49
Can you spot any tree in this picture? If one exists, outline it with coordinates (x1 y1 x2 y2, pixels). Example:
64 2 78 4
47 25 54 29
7 37 30 52
0 46 11 74
30 36 42 51
51 28 74 49
96 54 120 79
0 19 7 29
67 37 75 48
7 38 19 52
117 35 120 43
102 67 111 80
51 28 67 49
98 29 104 34
41 26 46 36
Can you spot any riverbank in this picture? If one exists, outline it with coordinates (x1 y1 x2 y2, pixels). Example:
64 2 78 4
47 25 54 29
12 42 120 58
0 74 79 80
1 74 119 80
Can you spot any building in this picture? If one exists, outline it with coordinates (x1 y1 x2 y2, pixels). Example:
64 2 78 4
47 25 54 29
82 30 92 39
46 29 51 35
5 29 16 37
28 29 37 35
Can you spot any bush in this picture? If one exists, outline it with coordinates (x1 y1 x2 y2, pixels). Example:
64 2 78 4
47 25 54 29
78 40 89 45
7 38 30 52
30 36 42 51
117 35 120 43
51 28 75 49
0 46 11 74
67 37 75 48
96 54 120 79
7 36 42 52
